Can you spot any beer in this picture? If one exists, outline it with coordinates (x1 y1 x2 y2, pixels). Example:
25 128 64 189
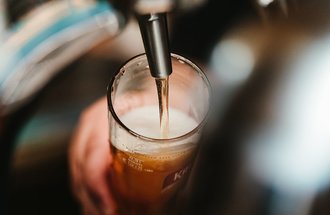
155 77 169 139
107 53 211 215
109 106 198 214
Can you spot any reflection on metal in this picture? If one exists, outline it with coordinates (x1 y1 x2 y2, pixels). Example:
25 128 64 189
258 0 274 7
134 0 174 14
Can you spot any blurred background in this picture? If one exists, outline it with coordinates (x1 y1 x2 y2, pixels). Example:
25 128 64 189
2 0 330 215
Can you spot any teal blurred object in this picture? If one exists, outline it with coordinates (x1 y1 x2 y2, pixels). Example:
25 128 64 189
0 0 125 115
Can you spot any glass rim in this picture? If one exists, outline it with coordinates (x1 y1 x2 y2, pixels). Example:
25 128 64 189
107 52 211 143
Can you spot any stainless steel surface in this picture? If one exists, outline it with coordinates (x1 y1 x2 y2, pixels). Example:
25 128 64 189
137 13 172 78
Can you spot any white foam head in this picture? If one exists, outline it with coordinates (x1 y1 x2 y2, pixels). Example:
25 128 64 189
112 106 199 154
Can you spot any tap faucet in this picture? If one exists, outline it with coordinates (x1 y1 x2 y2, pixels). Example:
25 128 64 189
134 0 174 78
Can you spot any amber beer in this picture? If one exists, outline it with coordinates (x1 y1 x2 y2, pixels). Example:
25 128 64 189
107 53 211 215
108 106 199 214
109 141 195 214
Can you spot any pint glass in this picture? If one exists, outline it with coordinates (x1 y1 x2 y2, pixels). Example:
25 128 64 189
107 53 211 215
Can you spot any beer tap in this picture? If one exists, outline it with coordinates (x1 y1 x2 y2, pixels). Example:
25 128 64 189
134 0 173 78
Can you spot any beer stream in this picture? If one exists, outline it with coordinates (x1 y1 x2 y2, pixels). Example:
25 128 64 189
155 78 169 139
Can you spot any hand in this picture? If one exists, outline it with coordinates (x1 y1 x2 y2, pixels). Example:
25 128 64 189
69 89 177 215
69 97 117 215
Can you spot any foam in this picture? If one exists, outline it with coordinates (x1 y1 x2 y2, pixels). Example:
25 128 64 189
113 106 198 153
121 106 197 138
